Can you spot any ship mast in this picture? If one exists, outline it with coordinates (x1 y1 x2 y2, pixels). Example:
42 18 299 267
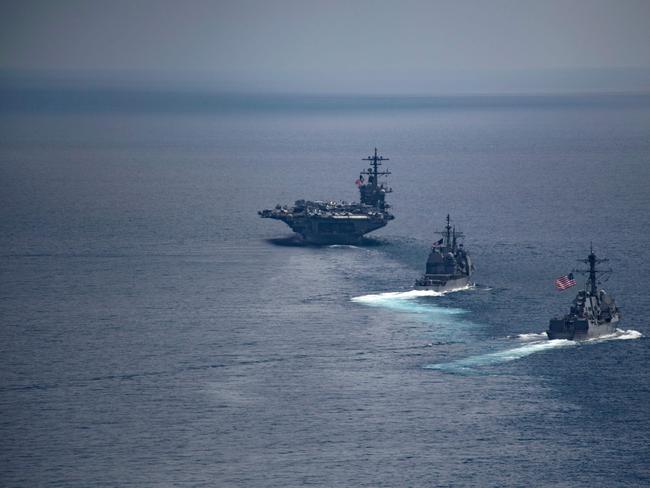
436 214 464 250
575 244 611 295
445 214 452 247
359 148 392 208
361 148 391 190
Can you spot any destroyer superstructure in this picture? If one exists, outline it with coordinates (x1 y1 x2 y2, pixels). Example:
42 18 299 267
259 149 394 244
547 247 620 340
415 215 473 291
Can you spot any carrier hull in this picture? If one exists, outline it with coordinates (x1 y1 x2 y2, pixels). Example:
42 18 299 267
260 212 392 244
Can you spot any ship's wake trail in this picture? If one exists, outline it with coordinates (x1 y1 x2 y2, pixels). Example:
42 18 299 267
352 284 475 303
425 340 574 374
424 329 642 374
351 287 477 343
351 288 471 317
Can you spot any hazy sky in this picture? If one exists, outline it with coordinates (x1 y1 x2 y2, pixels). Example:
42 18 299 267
2 0 650 93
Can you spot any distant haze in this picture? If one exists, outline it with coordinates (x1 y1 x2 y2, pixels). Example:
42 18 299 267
2 0 650 94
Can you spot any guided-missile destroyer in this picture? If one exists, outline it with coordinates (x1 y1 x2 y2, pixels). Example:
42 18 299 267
547 247 621 340
415 215 474 291
259 149 394 244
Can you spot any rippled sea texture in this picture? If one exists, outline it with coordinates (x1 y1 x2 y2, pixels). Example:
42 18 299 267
2 95 650 486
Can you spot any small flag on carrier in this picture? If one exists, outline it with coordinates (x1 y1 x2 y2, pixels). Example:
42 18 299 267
555 273 576 290
433 238 444 247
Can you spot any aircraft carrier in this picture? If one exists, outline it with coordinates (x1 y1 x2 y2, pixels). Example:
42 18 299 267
259 149 394 244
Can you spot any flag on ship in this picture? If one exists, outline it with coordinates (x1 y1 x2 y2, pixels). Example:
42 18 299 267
555 273 576 290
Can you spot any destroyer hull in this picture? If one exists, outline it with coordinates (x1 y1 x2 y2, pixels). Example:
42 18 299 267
414 275 470 292
547 316 619 340
265 214 390 244
547 248 620 341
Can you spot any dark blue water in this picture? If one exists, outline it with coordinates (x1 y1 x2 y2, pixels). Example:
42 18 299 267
2 93 650 486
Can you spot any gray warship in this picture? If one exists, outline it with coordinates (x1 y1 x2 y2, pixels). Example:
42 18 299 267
547 247 620 340
414 215 474 291
259 148 394 244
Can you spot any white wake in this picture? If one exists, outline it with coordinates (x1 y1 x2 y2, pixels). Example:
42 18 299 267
352 284 475 303
425 328 643 374
351 288 471 316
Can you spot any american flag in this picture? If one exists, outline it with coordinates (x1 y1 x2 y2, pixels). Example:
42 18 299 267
555 273 576 290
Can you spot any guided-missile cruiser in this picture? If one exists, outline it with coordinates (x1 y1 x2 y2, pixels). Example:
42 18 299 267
259 149 394 244
547 247 621 340
415 215 474 292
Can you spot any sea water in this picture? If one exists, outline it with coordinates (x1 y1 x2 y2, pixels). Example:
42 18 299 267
1 92 649 486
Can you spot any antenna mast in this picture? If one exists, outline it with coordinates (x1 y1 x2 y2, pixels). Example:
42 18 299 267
361 148 391 190
574 246 611 295
359 148 392 208
436 214 464 249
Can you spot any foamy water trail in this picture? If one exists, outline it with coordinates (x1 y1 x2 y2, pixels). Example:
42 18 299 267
351 288 470 316
512 332 549 341
585 329 643 342
353 284 475 303
352 287 478 343
327 244 360 249
425 328 642 374
425 340 575 374
353 289 444 301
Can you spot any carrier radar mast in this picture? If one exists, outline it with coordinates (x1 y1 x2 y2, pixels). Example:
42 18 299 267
358 148 392 208
361 148 391 188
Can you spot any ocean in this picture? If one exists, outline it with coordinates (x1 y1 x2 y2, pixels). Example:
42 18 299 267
1 91 649 486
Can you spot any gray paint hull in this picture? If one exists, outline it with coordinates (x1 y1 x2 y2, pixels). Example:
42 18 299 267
547 316 619 340
269 215 390 245
414 275 471 292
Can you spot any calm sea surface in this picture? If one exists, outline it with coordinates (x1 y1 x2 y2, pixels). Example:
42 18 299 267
1 92 650 487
